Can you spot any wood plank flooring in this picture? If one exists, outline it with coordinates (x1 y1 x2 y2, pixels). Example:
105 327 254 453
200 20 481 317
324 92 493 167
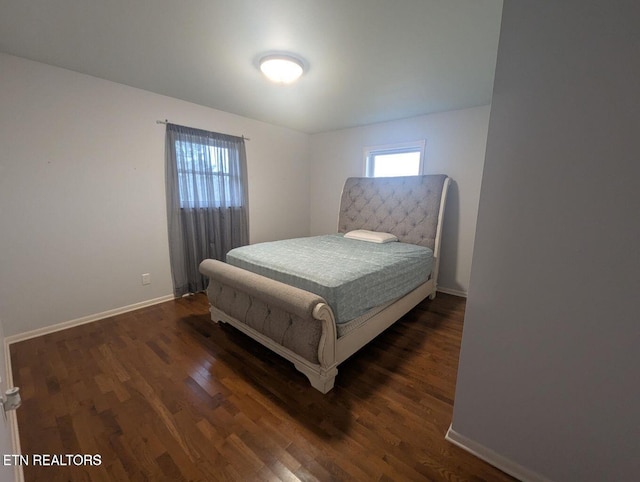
10 293 514 481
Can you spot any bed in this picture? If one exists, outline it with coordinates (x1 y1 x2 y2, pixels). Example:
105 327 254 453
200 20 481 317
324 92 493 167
199 174 450 393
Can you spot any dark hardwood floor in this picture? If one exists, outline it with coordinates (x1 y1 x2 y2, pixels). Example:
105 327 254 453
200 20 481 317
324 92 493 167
11 293 513 481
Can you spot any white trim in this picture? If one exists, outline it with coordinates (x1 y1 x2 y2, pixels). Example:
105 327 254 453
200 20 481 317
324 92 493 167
436 287 468 298
363 139 426 177
5 295 175 345
4 339 23 482
445 425 551 482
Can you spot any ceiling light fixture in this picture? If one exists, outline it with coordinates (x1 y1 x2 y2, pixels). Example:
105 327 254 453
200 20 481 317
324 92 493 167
259 55 304 84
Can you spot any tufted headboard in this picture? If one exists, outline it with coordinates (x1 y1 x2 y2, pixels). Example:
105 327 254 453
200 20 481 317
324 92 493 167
337 175 449 251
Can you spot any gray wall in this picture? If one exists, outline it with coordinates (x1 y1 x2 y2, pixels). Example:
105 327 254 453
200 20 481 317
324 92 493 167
451 1 640 480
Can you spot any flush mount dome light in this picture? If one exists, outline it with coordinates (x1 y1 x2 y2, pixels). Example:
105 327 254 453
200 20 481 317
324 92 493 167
259 55 304 84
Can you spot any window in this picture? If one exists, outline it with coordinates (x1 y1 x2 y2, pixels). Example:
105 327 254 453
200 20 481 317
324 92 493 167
364 140 426 177
167 124 247 210
174 141 236 208
165 123 249 295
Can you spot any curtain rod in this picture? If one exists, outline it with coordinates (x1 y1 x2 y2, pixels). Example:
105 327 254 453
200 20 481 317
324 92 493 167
156 119 250 141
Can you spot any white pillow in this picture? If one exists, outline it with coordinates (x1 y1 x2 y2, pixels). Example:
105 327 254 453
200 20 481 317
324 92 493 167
344 230 398 243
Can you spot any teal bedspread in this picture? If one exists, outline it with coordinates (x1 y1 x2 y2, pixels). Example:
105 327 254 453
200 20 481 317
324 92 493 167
226 234 433 324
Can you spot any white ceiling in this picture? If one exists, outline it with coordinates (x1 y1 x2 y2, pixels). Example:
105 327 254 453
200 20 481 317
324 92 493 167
0 0 503 134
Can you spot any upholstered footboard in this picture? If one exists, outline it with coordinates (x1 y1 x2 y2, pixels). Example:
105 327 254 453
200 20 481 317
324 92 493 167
198 259 339 393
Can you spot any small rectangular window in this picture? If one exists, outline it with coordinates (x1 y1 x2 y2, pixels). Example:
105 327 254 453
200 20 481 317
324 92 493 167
364 140 426 177
175 140 233 208
173 140 241 209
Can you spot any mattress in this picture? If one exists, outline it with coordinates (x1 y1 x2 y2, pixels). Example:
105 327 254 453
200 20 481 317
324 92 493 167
226 234 433 324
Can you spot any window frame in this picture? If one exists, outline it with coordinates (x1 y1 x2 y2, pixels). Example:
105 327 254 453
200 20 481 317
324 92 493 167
363 140 426 178
173 140 240 209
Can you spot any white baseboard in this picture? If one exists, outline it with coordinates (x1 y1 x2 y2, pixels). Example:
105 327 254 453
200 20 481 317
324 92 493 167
445 425 550 482
5 294 175 345
437 287 467 298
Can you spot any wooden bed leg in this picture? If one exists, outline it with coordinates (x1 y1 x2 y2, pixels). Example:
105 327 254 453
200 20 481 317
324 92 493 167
294 363 338 394
429 291 437 300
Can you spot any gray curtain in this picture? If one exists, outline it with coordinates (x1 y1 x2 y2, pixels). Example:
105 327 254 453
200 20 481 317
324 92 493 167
165 123 249 296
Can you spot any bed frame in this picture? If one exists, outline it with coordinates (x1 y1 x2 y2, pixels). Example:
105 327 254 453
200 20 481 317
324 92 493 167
199 175 450 393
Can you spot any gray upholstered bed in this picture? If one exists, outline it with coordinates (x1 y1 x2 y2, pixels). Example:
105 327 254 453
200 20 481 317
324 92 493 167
199 175 450 393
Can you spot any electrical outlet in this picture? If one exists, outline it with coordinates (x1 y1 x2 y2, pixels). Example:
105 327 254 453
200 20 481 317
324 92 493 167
141 273 151 285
